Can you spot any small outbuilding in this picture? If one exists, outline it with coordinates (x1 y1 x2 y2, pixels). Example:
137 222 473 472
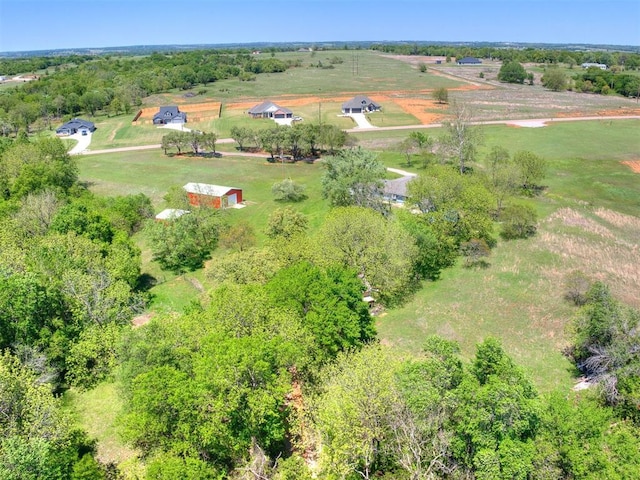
457 57 482 65
341 95 381 114
56 118 96 136
153 106 187 125
248 101 293 119
155 209 190 221
183 183 243 209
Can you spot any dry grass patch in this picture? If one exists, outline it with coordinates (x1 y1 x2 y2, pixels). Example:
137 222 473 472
536 207 640 308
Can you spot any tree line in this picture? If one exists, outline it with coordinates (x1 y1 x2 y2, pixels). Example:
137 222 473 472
371 43 640 69
0 50 297 135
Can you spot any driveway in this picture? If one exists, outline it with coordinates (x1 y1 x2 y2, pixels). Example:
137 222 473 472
160 123 191 132
273 118 293 126
345 113 376 129
68 132 93 155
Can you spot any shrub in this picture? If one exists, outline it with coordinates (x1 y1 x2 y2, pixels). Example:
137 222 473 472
564 270 592 306
271 178 307 202
460 238 491 267
500 204 537 239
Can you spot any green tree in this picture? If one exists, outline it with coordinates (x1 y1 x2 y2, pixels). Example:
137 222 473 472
321 147 388 215
541 67 568 91
266 261 374 362
313 345 400 480
318 206 418 301
513 150 547 193
452 339 540 479
265 206 309 240
441 102 483 174
407 165 495 247
219 220 256 252
484 145 519 216
432 87 449 104
271 178 307 202
0 352 99 479
409 131 435 168
498 61 527 84
146 208 223 272
230 126 255 152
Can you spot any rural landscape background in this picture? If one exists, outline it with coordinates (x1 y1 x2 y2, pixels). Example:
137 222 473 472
1 1 640 478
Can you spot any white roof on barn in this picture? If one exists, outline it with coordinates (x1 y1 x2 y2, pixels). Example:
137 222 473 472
155 208 190 220
183 182 240 197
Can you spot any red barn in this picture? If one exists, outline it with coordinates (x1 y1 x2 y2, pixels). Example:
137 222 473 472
183 183 243 209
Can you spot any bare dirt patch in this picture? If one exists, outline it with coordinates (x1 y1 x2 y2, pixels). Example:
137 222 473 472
621 160 640 173
386 97 447 124
132 312 153 328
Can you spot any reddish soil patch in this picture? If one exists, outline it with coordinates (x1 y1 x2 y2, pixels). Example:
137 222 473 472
388 97 447 124
556 107 640 118
621 160 640 173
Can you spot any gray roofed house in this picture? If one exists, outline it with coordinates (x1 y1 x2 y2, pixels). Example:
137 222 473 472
341 95 381 114
248 101 293 119
153 106 187 125
457 57 482 65
55 118 96 136
383 176 414 203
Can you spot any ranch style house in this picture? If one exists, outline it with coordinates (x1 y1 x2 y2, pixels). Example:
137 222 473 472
341 95 381 114
248 101 293 119
457 57 482 65
56 118 96 136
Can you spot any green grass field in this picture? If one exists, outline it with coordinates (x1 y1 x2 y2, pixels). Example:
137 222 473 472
195 50 465 101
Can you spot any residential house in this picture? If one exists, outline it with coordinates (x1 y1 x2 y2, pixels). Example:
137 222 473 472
248 101 293 119
153 106 187 125
457 57 482 65
55 118 96 136
383 176 414 204
341 95 381 114
183 183 243 209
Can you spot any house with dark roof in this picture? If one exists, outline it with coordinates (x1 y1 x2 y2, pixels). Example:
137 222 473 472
383 176 414 204
153 106 187 125
55 118 96 136
248 101 293 119
457 57 482 65
341 96 381 114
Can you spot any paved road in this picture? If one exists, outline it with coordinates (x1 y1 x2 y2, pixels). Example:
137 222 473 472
345 115 640 133
78 115 640 156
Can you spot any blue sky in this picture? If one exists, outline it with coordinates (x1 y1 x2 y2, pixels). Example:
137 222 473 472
0 0 638 52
